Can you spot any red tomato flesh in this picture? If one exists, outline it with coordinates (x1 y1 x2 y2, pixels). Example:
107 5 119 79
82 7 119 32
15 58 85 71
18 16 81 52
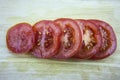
6 23 35 53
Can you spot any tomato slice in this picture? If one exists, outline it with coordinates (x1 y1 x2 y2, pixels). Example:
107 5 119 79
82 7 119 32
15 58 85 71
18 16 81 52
32 20 61 58
54 18 82 59
6 23 35 53
88 20 117 60
74 20 102 59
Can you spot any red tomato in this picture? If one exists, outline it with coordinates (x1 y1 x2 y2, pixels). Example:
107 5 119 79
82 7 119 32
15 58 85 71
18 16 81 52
88 20 117 60
54 18 82 59
6 23 35 53
32 20 61 58
74 20 102 59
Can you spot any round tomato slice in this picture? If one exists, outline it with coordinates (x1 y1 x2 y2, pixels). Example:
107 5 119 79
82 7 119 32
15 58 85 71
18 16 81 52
89 20 117 60
74 20 102 59
6 23 35 53
32 20 61 58
54 18 82 59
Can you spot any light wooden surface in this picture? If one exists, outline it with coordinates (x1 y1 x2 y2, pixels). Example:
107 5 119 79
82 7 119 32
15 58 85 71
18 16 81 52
0 0 120 80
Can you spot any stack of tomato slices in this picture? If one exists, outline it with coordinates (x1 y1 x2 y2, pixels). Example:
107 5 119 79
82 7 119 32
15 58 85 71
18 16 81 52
6 18 117 60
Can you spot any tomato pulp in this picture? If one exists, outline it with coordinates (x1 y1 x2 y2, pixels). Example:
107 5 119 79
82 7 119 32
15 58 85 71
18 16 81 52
54 18 82 59
74 20 102 59
32 20 61 58
89 20 117 60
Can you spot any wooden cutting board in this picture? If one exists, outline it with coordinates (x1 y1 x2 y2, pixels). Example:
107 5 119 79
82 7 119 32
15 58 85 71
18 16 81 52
0 0 120 80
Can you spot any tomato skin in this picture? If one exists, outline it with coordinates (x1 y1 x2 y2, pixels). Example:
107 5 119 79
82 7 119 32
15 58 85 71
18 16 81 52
74 20 102 59
6 23 35 53
54 18 82 59
32 20 61 58
88 20 117 60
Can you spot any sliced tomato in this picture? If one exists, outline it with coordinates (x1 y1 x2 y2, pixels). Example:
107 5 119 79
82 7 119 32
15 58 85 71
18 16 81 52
88 20 117 60
32 20 61 58
54 18 82 59
6 23 35 53
74 20 102 59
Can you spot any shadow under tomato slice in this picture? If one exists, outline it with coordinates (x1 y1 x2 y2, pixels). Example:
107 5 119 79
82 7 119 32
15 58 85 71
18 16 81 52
74 20 102 59
32 20 61 58
88 20 117 60
6 23 35 54
54 18 82 59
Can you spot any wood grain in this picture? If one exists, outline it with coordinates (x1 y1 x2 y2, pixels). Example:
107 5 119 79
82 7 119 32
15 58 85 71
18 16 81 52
0 0 120 80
